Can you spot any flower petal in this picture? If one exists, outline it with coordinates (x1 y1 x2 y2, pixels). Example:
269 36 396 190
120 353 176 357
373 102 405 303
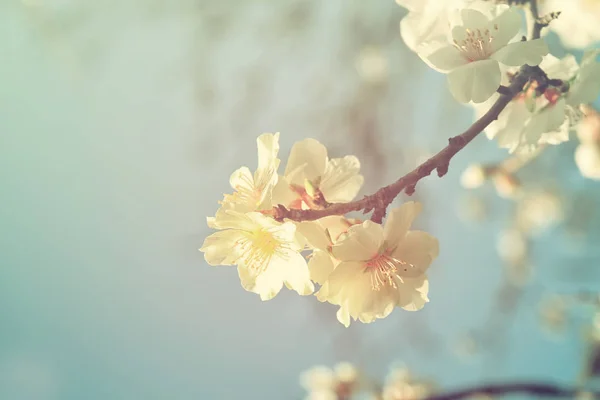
319 156 364 203
425 45 470 73
396 276 430 311
284 138 328 185
200 230 245 266
490 7 522 51
460 9 490 31
322 261 365 300
308 250 336 284
297 221 331 251
447 59 501 103
568 62 600 106
391 231 439 277
522 99 566 146
281 250 314 296
383 201 423 250
256 132 280 172
490 38 548 67
331 221 384 261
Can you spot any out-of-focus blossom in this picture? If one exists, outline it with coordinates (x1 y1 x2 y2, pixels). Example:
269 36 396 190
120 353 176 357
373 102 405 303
423 7 548 103
356 46 389 84
541 0 600 49
492 170 521 199
300 362 361 400
575 143 600 180
496 228 527 266
516 190 563 236
460 164 487 189
381 366 434 400
539 295 568 336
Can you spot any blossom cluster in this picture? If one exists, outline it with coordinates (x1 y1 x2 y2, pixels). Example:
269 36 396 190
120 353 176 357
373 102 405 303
396 0 600 155
200 133 439 327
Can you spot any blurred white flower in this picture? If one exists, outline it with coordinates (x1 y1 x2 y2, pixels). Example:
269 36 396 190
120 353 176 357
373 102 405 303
381 366 433 400
496 228 527 266
200 211 314 300
516 190 563 236
460 163 487 188
300 363 361 400
316 202 438 327
356 46 389 84
575 143 600 180
577 111 600 145
541 0 600 49
423 7 548 103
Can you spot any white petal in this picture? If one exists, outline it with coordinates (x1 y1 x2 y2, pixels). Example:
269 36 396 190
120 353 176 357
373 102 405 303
322 261 365 300
200 230 245 266
575 144 600 180
489 7 522 51
297 221 331 251
281 250 314 296
229 166 254 192
460 9 490 31
284 138 328 185
522 99 566 146
397 276 430 311
256 132 280 172
425 45 469 73
447 59 501 103
490 39 548 67
493 101 531 152
539 54 579 81
383 202 423 250
331 221 384 261
308 250 335 285
319 156 364 203
391 231 439 277
568 62 600 106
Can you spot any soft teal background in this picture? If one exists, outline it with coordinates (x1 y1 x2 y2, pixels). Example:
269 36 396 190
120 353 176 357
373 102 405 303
1 1 599 399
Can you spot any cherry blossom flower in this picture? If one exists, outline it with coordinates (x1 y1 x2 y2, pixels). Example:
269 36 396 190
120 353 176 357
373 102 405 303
218 132 281 214
575 144 600 180
300 363 361 400
200 210 314 300
475 52 600 153
274 138 364 209
423 7 548 103
541 0 600 49
315 202 438 327
395 0 504 53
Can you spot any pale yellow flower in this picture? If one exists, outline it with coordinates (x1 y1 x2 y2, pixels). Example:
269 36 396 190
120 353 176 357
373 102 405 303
315 202 439 327
220 132 281 213
274 138 364 208
200 210 313 300
300 362 361 400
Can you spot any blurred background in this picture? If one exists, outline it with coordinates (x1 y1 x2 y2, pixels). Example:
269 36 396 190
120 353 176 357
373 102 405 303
2 1 600 399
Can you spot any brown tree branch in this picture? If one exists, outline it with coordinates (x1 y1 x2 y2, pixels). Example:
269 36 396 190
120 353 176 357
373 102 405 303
423 382 599 400
270 65 540 223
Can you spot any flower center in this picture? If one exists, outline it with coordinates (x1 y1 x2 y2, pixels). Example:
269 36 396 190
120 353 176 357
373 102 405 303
365 253 412 291
227 174 262 207
235 228 287 275
454 26 497 61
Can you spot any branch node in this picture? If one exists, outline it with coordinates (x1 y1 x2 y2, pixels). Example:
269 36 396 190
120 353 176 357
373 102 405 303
437 163 449 178
405 184 416 196
496 85 512 96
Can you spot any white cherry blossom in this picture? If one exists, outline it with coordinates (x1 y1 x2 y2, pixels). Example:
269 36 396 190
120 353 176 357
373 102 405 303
423 7 548 103
274 138 364 208
315 202 438 327
575 143 600 180
483 52 600 153
200 210 314 300
541 0 600 49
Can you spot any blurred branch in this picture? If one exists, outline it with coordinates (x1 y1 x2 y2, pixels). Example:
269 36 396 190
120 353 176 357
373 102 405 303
423 382 599 400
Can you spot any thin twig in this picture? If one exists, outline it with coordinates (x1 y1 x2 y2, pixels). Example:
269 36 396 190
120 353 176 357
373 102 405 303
423 382 599 400
270 66 539 223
